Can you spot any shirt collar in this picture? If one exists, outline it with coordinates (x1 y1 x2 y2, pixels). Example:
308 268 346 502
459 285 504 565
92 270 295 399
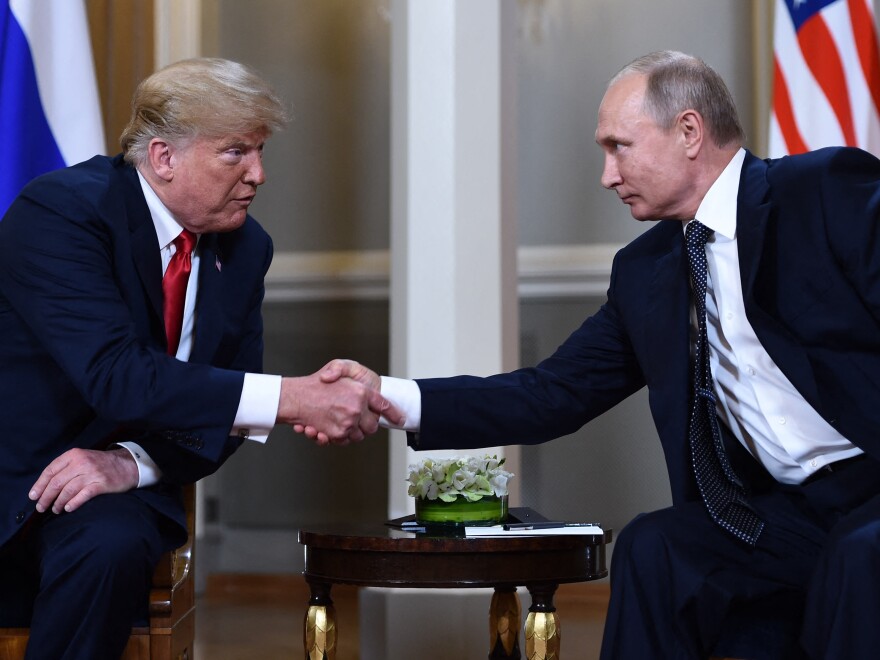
689 147 746 240
136 170 191 250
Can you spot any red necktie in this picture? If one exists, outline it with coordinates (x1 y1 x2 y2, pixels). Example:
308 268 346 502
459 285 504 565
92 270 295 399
162 229 197 356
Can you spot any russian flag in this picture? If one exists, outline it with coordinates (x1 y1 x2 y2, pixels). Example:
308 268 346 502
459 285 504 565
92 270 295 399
769 0 880 157
0 0 105 217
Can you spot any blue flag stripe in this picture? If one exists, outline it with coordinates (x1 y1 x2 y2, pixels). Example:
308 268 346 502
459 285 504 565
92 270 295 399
0 1 70 217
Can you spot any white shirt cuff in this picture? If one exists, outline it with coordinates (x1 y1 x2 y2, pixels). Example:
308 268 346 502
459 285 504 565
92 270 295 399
116 441 162 488
231 372 281 443
380 376 422 431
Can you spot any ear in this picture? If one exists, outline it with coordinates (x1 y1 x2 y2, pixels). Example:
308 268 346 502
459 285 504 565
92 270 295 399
146 138 175 182
678 109 704 159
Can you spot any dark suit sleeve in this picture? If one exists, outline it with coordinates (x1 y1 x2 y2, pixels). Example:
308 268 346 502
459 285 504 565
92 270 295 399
0 169 246 464
413 259 646 451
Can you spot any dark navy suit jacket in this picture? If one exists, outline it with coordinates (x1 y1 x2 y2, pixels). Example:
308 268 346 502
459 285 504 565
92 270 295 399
0 155 273 547
412 147 880 507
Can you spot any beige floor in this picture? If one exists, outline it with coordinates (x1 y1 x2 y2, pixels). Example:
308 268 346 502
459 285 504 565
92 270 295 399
195 573 609 660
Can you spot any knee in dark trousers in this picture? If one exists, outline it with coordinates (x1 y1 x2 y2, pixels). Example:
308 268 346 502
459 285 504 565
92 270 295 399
24 493 180 660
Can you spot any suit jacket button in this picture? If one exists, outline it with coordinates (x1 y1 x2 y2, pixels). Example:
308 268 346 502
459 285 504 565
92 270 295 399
15 511 25 524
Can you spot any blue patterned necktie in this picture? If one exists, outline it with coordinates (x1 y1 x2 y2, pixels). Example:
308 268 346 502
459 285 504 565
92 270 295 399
685 220 764 546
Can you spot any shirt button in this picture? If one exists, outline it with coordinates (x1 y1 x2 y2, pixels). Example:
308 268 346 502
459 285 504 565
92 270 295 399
777 417 787 425
747 366 756 376
725 312 734 321
810 459 818 468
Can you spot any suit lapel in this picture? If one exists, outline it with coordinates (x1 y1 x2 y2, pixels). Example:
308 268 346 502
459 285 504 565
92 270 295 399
121 161 164 320
736 151 822 408
644 223 691 386
641 223 694 501
736 152 772 299
191 233 225 363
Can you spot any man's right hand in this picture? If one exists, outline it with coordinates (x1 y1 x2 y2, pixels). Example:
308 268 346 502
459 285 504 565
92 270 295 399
29 447 140 515
277 360 402 446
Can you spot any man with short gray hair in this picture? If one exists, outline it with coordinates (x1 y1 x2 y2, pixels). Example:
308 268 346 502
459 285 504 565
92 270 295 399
326 50 880 658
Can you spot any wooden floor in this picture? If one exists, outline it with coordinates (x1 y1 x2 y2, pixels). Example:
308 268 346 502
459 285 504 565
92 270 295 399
195 573 610 660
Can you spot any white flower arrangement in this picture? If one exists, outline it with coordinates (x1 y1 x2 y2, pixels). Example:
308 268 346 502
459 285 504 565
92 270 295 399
407 454 514 502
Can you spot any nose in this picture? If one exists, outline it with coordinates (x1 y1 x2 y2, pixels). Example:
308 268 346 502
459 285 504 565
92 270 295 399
600 154 621 190
244 153 266 186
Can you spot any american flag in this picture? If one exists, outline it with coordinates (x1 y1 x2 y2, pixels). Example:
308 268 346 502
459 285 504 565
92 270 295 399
769 0 880 157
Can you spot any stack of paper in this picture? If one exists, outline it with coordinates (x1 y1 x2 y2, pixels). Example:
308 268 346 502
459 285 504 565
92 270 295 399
464 524 604 537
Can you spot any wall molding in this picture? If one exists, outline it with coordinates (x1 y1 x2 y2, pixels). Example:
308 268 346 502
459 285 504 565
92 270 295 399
264 244 619 303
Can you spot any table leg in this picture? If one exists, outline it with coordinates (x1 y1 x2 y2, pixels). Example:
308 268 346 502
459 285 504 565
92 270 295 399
489 586 522 659
524 584 560 660
304 581 337 660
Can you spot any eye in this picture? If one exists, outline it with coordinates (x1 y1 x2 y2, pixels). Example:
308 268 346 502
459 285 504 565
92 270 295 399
598 138 625 155
220 147 245 163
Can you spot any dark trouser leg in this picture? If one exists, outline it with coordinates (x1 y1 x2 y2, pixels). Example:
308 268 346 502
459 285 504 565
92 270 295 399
24 492 182 660
600 495 823 660
0 527 39 626
799 457 880 660
601 455 880 660
601 504 741 660
801 495 880 659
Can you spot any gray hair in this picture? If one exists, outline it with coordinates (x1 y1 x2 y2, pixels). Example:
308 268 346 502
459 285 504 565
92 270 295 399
121 58 288 166
610 50 744 148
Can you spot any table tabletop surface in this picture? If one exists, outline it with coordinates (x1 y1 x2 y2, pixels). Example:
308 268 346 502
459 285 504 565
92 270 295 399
299 523 611 551
298 523 612 589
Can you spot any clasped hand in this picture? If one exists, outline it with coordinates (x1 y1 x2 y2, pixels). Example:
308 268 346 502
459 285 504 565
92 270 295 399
279 359 401 446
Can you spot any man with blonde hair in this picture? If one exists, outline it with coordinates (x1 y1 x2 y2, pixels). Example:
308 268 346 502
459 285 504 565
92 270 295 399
0 58 398 658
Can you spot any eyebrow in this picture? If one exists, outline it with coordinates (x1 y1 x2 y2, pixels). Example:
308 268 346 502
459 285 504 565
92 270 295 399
219 138 263 151
596 133 623 146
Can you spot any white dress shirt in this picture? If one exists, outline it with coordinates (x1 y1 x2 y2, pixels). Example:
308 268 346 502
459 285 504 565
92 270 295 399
690 148 860 484
381 148 861 485
117 173 282 487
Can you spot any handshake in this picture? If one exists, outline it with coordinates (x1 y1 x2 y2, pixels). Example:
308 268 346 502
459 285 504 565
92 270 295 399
277 359 403 446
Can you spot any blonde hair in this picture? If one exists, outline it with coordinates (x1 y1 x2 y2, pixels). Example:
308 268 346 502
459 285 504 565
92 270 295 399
121 58 288 166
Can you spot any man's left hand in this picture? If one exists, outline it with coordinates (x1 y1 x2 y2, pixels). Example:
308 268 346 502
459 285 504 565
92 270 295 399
29 447 140 515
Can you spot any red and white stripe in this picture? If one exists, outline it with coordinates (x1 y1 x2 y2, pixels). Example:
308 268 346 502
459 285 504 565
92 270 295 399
769 0 880 157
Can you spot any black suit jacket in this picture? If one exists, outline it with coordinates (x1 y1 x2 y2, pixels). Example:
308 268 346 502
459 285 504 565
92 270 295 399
0 155 273 545
412 147 880 507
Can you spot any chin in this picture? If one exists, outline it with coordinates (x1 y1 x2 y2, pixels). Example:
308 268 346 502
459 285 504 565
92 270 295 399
627 207 652 221
222 213 249 232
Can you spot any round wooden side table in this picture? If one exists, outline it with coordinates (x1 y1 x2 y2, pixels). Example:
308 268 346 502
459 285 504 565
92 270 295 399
299 524 611 659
